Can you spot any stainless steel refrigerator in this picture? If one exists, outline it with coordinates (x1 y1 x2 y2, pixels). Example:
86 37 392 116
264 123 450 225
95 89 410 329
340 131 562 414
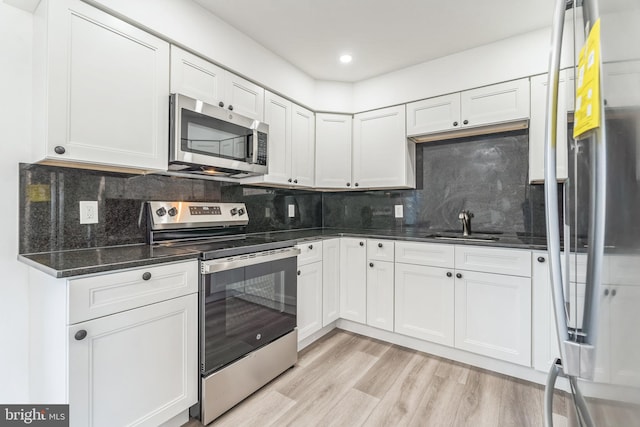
544 0 640 426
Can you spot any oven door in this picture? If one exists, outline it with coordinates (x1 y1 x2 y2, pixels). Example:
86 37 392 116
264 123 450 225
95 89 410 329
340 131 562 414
200 248 298 376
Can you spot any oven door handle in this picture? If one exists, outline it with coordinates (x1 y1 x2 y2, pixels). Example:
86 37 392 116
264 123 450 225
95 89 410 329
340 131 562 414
201 247 301 274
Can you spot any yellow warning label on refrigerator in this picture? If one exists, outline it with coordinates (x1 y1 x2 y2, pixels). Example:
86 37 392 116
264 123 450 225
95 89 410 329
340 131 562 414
573 18 601 139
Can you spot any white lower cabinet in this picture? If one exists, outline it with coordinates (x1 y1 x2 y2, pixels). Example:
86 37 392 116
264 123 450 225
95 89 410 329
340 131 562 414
454 270 531 366
394 263 454 346
69 294 198 427
296 261 323 341
339 238 367 323
366 260 394 332
29 260 199 427
322 239 341 326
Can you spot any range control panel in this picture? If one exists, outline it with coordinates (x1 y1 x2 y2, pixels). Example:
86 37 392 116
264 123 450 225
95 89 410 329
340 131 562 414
148 201 248 230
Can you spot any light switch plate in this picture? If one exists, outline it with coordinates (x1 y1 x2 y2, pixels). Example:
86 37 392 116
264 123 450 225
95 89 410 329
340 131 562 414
288 204 295 218
80 201 98 224
394 205 404 218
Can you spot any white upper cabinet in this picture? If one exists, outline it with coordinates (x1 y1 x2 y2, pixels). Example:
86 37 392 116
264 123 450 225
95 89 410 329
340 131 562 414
406 93 461 136
290 104 316 187
34 0 170 170
406 79 530 137
529 71 570 183
315 113 353 189
244 91 315 187
353 105 415 189
170 46 264 121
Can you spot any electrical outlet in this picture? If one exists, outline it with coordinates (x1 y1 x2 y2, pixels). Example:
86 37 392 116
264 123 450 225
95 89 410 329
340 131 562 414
288 204 295 218
394 205 404 218
80 201 98 224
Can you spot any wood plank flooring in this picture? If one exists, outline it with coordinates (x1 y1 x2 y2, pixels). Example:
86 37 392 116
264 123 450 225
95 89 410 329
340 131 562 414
184 329 570 427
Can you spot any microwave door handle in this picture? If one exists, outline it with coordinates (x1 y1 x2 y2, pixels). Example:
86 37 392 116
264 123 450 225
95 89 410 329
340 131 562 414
251 130 259 164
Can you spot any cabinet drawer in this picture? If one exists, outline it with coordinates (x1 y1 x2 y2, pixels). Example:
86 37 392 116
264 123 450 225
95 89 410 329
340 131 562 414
455 246 531 277
68 260 198 324
297 240 323 266
395 241 454 268
367 239 395 262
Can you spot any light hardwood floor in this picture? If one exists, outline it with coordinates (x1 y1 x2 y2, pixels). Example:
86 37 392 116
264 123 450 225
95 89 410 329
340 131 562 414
184 329 570 427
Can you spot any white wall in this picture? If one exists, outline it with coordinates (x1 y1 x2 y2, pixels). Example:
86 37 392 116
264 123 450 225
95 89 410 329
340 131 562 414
353 19 581 112
0 2 33 403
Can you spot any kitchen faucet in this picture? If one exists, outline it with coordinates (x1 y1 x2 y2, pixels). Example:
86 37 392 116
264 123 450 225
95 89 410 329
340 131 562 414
458 210 474 236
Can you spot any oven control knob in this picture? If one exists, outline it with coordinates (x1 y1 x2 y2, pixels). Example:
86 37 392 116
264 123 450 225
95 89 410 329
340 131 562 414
156 207 167 217
238 208 246 216
230 208 238 216
167 207 178 217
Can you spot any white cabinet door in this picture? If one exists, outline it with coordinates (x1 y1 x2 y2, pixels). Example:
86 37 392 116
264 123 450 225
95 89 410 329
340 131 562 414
315 113 353 189
406 93 461 136
43 0 169 170
532 253 561 372
608 285 640 387
339 238 367 323
263 91 292 185
395 263 455 346
353 105 415 189
529 71 569 183
366 260 394 332
291 104 316 187
454 270 531 366
68 294 198 427
322 239 341 326
170 46 226 106
297 262 323 342
225 73 265 121
460 78 530 129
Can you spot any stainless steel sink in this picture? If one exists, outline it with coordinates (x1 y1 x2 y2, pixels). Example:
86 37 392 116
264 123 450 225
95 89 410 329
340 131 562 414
424 231 501 242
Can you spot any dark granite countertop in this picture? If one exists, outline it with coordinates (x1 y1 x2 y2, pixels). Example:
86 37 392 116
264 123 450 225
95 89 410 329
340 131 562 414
19 227 552 278
18 244 202 278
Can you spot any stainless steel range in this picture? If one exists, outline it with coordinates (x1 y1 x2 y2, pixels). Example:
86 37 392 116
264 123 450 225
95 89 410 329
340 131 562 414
146 201 299 425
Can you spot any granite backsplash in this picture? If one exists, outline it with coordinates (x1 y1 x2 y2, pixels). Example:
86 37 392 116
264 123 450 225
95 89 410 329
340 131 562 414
19 130 553 253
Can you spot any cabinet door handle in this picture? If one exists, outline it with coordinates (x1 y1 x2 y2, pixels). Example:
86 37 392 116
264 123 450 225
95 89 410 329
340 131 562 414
611 289 617 297
308 244 313 250
294 179 298 184
228 105 234 111
369 262 374 268
537 256 546 263
359 241 364 246
453 121 458 127
54 145 66 155
446 272 453 278
288 178 293 183
456 273 462 279
297 270 301 276
346 183 351 187
355 183 359 187
218 101 224 108
378 243 383 248
75 330 87 341
604 288 610 296
142 272 152 281
463 119 469 125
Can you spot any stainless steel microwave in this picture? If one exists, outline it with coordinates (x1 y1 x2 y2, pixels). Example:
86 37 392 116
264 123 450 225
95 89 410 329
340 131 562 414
169 94 268 177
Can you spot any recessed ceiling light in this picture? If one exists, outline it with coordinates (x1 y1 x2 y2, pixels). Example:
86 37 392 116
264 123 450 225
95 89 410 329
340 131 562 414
339 54 352 64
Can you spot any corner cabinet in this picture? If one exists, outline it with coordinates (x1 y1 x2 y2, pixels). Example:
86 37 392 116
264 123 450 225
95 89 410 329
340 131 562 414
29 260 199 427
243 91 315 188
33 0 170 170
315 113 353 189
406 78 530 137
353 105 415 189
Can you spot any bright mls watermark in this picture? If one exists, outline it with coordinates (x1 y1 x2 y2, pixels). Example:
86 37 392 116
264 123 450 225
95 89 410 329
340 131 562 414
0 405 68 426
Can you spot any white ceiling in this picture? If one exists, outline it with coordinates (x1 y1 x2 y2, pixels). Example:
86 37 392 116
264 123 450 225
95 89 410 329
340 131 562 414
193 0 558 82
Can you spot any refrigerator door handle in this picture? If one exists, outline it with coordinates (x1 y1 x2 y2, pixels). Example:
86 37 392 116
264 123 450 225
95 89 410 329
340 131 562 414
544 0 571 367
